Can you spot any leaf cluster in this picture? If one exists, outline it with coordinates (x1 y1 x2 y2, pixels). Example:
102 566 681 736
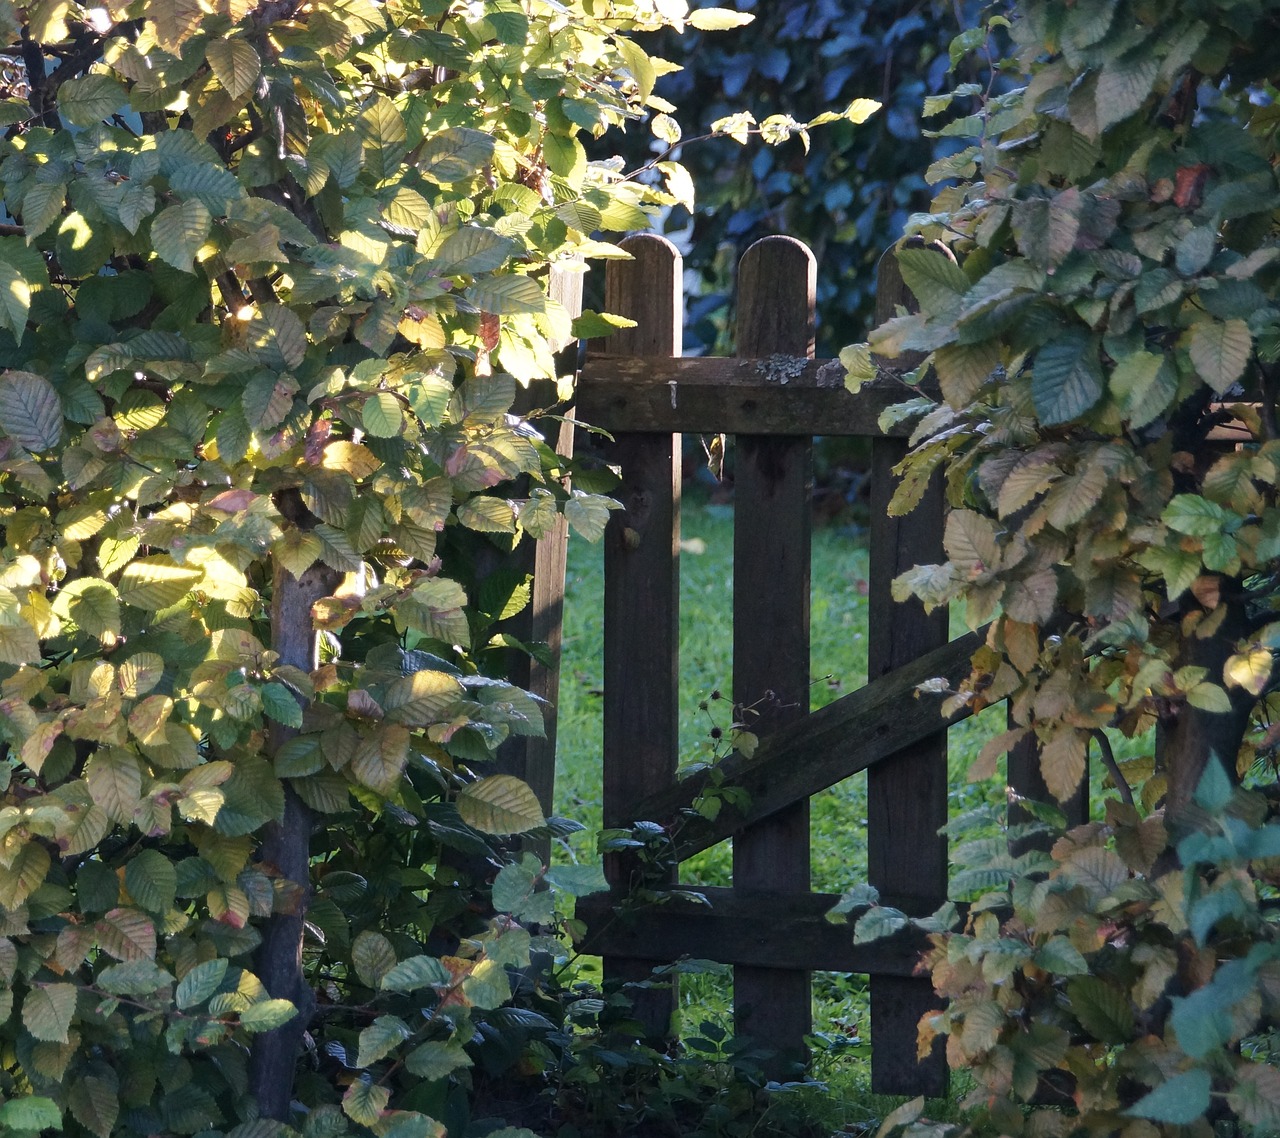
869 766 1280 1138
856 0 1280 814
0 0 693 1132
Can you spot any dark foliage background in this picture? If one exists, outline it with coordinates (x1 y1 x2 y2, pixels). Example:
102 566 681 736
599 0 981 356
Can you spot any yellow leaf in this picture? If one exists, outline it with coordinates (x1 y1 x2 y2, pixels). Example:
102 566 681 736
1224 648 1272 696
321 440 382 480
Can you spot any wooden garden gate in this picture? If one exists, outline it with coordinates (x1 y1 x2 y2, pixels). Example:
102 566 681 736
502 233 1080 1097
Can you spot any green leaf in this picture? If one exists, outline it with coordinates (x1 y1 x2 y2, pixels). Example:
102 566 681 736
544 863 609 897
381 954 451 992
22 982 77 1042
356 1015 411 1068
1033 935 1089 975
1066 976 1134 1044
1032 333 1103 425
465 275 546 315
206 38 261 100
896 246 969 313
362 391 403 437
119 183 156 234
462 957 510 1009
343 1078 390 1128
125 848 178 913
1188 318 1252 394
59 74 127 126
564 491 618 542
383 670 462 726
417 127 496 185
492 858 539 913
274 734 323 777
67 1075 118 1138
1125 1069 1212 1124
351 930 398 988
438 226 520 275
0 369 63 451
96 958 174 995
151 198 212 273
261 682 303 728
21 180 66 242
176 958 229 1009
1163 494 1235 537
0 260 32 341
1192 756 1233 813
238 998 298 1033
404 1040 473 1081
0 1097 62 1131
853 906 908 943
57 579 121 639
170 163 244 213
1094 49 1159 132
457 774 546 835
572 310 637 340
457 496 516 533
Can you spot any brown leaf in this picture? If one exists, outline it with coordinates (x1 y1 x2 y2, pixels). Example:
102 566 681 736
347 689 384 720
1173 163 1211 210
1191 574 1220 610
1003 619 1040 674
305 416 331 465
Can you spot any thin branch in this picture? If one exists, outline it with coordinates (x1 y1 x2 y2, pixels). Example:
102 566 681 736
1091 729 1133 807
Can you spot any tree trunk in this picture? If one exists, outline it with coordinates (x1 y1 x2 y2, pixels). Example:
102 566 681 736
249 552 342 1120
1160 589 1255 827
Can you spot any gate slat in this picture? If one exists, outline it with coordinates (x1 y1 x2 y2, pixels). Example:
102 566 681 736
866 249 949 1096
730 237 816 1063
599 235 682 1040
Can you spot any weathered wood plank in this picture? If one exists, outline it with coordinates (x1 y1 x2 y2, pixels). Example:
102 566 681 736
730 236 815 1060
598 234 683 1040
577 887 930 976
866 246 950 1098
618 629 981 859
577 355 911 436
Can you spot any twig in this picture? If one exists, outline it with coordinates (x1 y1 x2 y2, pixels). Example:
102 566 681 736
1090 729 1133 806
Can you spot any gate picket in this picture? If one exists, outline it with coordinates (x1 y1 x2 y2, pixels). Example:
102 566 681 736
730 237 817 1063
599 234 683 1040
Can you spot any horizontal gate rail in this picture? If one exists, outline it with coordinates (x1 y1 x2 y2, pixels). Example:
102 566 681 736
576 354 913 436
577 886 930 976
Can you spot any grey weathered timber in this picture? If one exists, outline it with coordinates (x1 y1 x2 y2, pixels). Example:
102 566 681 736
577 886 930 976
866 248 950 1097
599 235 682 1040
628 629 981 860
730 237 816 1059
577 355 914 436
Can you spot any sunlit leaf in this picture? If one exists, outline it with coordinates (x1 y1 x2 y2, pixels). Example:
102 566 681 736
457 774 545 835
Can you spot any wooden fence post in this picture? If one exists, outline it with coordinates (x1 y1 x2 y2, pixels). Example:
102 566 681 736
730 236 815 1065
867 248 949 1096
598 235 682 1040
